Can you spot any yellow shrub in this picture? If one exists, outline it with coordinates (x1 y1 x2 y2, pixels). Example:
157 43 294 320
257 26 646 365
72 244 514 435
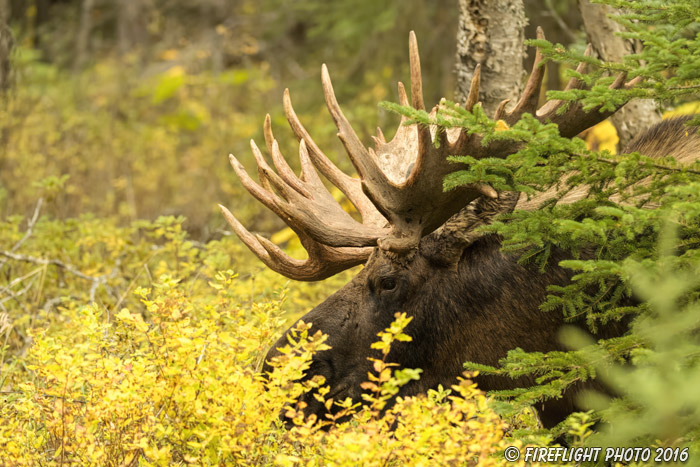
0 204 566 466
0 273 323 465
0 286 544 466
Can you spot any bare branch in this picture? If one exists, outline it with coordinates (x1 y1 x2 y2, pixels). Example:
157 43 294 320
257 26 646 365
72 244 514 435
0 198 43 272
0 250 117 303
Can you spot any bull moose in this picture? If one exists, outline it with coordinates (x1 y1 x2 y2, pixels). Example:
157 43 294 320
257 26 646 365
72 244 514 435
220 30 700 428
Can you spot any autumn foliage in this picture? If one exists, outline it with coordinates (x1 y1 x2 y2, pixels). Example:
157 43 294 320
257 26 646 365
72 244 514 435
0 215 551 465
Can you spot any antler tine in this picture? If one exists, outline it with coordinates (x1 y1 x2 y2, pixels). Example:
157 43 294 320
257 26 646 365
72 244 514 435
263 113 276 154
248 139 273 192
398 81 409 107
246 139 389 247
378 82 414 148
533 41 641 138
263 115 310 197
464 64 482 112
283 89 348 190
625 75 643 89
296 139 358 209
493 99 510 120
407 30 435 167
564 44 593 91
219 203 275 262
408 31 425 111
283 88 386 227
536 72 637 137
250 139 303 202
610 70 628 90
219 204 370 281
374 127 387 144
536 44 593 118
229 153 285 216
321 65 390 189
270 140 314 198
257 235 372 280
447 64 483 152
292 139 387 242
297 139 326 187
503 27 547 126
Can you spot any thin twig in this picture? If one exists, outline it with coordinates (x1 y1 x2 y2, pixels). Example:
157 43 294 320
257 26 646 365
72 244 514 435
544 0 578 43
0 251 118 303
0 250 97 281
0 267 43 299
589 154 700 175
0 274 39 307
195 343 208 367
0 197 43 272
0 390 87 403
667 85 700 91
10 197 43 253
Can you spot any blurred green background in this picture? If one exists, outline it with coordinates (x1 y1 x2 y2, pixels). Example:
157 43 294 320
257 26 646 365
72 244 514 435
0 0 464 240
1 0 588 237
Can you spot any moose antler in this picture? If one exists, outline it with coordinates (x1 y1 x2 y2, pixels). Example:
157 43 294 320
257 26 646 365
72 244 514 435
220 201 371 281
221 29 637 279
495 28 640 136
218 115 383 280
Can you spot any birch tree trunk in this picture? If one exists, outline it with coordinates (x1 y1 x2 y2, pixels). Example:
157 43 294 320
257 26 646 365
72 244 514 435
578 0 661 149
454 0 526 116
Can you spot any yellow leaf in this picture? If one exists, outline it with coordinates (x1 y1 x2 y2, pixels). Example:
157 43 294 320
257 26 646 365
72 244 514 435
116 309 133 322
495 120 510 132
586 120 619 153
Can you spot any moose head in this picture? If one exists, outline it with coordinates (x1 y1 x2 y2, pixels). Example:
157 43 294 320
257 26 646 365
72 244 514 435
220 30 640 428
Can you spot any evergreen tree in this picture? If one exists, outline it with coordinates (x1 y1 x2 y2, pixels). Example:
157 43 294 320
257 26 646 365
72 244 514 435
385 0 700 451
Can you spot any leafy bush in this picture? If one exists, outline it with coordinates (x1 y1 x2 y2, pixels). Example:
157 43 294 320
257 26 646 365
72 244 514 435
0 226 543 465
1 196 555 465
0 46 276 233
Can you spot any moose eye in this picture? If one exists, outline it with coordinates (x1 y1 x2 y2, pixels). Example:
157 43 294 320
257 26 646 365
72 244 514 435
378 277 397 292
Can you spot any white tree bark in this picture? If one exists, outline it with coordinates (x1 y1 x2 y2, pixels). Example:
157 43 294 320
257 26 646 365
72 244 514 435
454 0 526 116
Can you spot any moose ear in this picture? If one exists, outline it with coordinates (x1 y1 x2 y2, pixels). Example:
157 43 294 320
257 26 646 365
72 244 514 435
420 234 468 269
420 191 521 269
